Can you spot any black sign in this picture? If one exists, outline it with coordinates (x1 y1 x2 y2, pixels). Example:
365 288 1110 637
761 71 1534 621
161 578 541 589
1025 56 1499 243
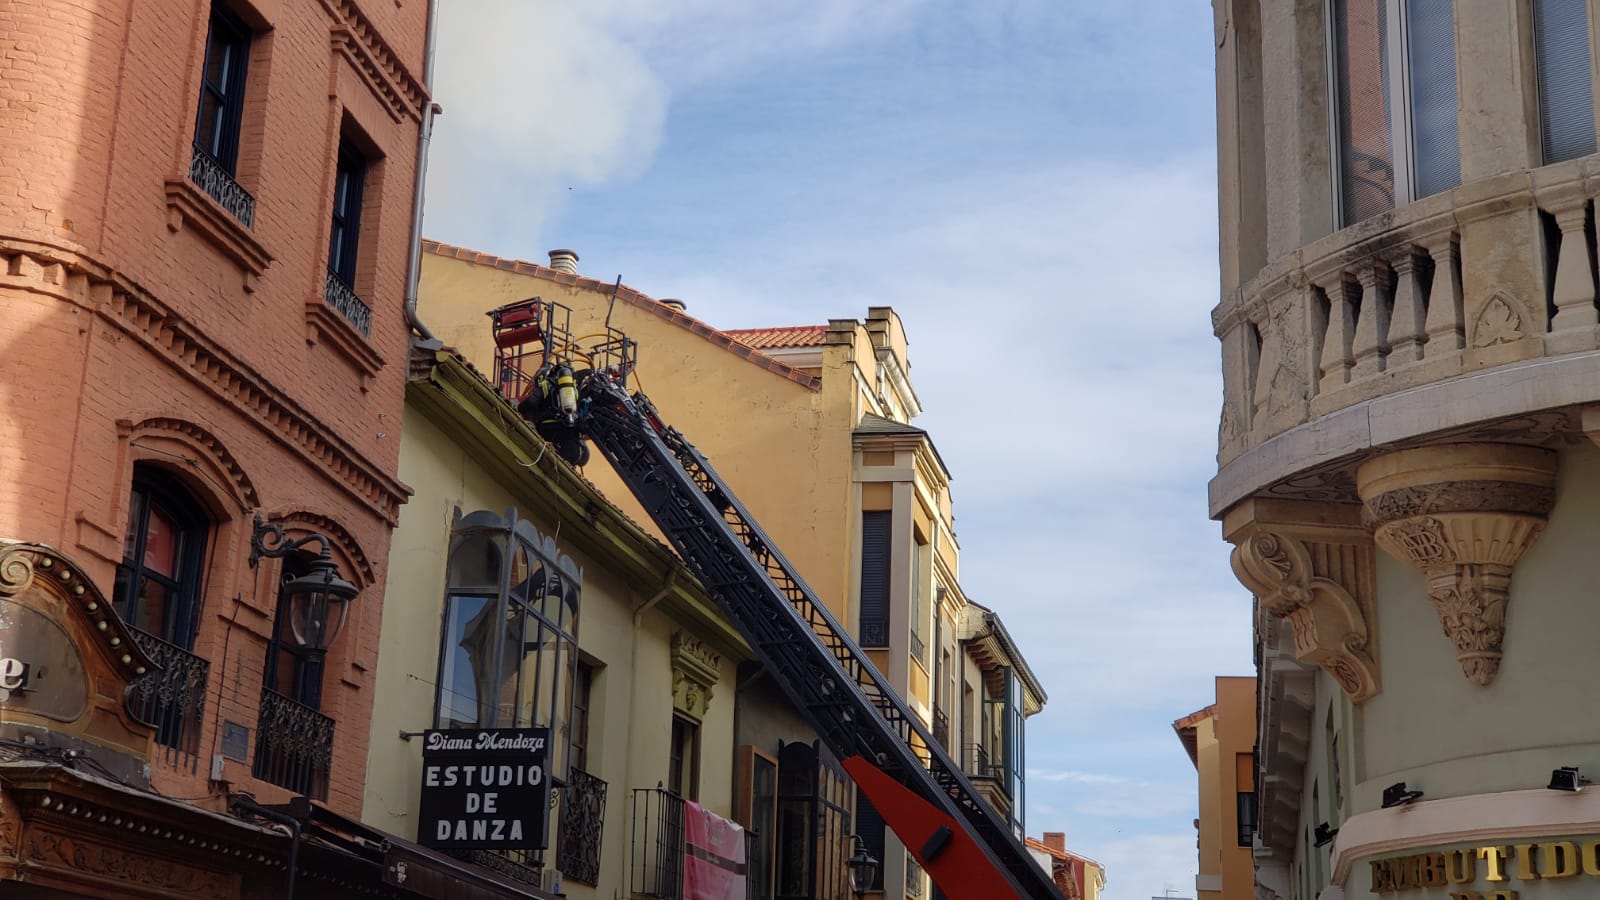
417 728 551 850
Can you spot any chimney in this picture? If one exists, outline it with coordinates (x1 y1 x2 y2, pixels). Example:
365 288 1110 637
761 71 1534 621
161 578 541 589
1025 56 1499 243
1043 832 1066 854
659 298 687 312
547 249 579 274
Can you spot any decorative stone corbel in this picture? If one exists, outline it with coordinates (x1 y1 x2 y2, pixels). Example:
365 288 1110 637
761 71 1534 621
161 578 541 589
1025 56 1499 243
670 631 721 720
1356 444 1556 686
1224 499 1381 703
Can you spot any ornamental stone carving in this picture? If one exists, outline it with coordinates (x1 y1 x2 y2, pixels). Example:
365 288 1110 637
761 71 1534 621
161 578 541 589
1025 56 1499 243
1224 499 1380 703
1356 444 1556 686
670 631 721 720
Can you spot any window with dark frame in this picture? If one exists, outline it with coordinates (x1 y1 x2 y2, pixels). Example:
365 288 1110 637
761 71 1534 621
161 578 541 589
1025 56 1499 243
1237 789 1257 847
569 661 594 773
114 465 210 650
327 140 367 288
858 510 891 647
194 2 251 174
263 554 326 710
1532 0 1597 164
669 713 701 801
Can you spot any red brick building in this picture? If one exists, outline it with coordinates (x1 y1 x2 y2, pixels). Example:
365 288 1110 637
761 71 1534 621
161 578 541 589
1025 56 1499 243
0 0 508 896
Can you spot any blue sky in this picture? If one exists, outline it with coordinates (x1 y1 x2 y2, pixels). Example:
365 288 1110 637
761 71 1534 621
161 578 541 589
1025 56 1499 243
426 2 1250 896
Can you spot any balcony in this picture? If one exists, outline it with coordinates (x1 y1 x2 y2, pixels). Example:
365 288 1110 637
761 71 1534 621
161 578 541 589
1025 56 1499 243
252 688 334 799
962 744 1012 823
1212 157 1600 513
556 768 608 885
630 787 686 900
126 628 210 773
932 708 950 752
324 270 373 338
188 143 255 228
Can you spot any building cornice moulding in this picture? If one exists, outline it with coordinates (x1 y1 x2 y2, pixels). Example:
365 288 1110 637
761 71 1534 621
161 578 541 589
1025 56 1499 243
0 237 409 525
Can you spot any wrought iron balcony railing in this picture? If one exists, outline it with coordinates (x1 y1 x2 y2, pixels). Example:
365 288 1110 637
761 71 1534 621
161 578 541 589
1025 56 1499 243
557 767 607 885
963 743 1004 782
932 708 950 752
324 271 373 338
253 687 334 799
188 144 256 227
631 786 686 900
126 627 210 773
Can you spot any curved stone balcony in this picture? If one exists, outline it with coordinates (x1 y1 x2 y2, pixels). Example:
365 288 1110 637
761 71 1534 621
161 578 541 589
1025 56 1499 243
1211 155 1600 517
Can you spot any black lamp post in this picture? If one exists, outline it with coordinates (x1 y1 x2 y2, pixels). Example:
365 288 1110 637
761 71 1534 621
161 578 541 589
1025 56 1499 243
846 834 879 899
249 514 359 654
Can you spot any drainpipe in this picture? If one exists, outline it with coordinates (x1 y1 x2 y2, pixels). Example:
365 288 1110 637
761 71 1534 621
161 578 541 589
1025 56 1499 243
232 795 301 900
402 0 442 347
620 568 677 896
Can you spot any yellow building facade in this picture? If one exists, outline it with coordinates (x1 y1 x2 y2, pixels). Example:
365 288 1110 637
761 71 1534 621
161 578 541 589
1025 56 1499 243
361 348 799 897
1175 677 1255 900
414 241 1047 898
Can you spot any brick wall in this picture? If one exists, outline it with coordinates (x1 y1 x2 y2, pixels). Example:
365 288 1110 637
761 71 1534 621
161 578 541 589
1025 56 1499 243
0 0 428 821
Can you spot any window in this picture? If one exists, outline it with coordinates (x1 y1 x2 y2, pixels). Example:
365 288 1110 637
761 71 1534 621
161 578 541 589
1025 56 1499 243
1330 0 1459 226
853 792 886 892
263 555 325 710
327 140 366 287
194 3 251 174
1236 752 1257 847
669 713 700 800
434 509 582 777
1533 0 1596 164
859 511 891 647
115 464 212 758
569 661 594 773
909 532 927 662
776 741 851 900
114 466 209 649
739 747 780 900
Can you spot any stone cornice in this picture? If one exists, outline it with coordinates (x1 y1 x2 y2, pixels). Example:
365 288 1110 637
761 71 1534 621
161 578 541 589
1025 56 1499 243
1225 498 1380 703
671 631 721 720
0 237 409 525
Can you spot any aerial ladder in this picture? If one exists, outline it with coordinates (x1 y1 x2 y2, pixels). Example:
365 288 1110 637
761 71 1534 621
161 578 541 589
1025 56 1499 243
492 298 1065 900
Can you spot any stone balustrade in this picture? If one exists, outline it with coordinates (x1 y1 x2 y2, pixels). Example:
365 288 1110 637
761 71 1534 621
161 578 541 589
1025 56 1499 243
1214 156 1600 473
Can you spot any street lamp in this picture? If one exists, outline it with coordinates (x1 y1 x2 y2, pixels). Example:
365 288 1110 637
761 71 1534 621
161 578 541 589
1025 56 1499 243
249 514 359 654
846 834 879 899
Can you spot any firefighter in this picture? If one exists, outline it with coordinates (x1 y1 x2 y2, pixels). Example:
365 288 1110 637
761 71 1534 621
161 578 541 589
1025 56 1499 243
516 362 590 466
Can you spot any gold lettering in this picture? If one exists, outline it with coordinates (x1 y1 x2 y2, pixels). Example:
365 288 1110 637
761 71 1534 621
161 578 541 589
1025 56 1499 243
1396 856 1421 888
1479 846 1509 881
1542 841 1579 878
1488 892 1517 900
1449 893 1483 900
1446 849 1476 883
1371 859 1398 893
1585 839 1600 876
1418 852 1447 887
1512 843 1539 880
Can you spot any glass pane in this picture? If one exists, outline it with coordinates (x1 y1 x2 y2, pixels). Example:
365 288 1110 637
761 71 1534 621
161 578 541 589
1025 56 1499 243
1334 0 1396 223
446 533 504 590
1405 0 1460 196
144 502 180 576
1534 0 1597 163
122 490 144 562
438 595 492 728
132 577 174 637
204 32 232 92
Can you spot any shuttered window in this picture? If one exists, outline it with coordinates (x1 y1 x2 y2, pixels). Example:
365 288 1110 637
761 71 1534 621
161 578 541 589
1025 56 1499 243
859 511 891 647
854 792 887 891
1534 0 1597 164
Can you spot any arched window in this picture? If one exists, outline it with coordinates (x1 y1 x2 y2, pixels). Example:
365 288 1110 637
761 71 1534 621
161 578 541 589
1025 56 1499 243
115 463 213 763
114 465 210 649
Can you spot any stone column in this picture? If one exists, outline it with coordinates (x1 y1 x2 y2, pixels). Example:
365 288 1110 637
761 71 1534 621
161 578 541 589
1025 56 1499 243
1357 444 1557 686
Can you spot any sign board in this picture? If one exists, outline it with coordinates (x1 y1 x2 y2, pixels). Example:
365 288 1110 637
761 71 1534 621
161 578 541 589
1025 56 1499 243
417 728 551 850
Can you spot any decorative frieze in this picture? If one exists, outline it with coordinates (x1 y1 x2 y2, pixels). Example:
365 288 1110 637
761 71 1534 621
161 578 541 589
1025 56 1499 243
670 631 721 720
1224 499 1380 703
1357 444 1557 686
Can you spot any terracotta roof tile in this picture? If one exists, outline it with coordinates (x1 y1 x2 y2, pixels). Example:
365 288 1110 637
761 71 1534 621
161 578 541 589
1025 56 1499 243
724 325 828 349
421 239 822 392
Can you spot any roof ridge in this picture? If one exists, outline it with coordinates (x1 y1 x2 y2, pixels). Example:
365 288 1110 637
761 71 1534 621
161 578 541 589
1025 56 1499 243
420 239 821 392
